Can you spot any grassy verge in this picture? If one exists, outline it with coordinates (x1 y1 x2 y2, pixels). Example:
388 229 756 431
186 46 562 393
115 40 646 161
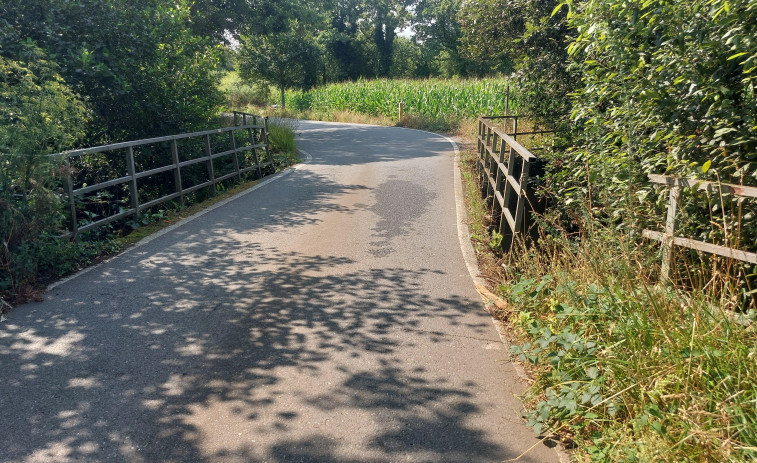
457 145 757 462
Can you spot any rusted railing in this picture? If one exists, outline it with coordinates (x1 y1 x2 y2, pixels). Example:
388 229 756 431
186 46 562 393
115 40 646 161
60 113 272 239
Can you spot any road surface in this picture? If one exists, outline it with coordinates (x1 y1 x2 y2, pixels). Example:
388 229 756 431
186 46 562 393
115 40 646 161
0 121 562 462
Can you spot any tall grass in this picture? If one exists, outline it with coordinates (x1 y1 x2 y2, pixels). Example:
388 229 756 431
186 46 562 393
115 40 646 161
286 77 516 122
459 139 757 460
455 139 757 461
503 228 757 462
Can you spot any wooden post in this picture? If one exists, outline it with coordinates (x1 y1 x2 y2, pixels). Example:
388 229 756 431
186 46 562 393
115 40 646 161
64 157 78 239
660 185 680 283
505 85 510 117
204 134 215 194
126 146 140 215
514 158 531 236
248 127 263 179
494 134 507 234
170 139 184 206
486 133 497 200
398 101 404 121
230 130 241 182
262 116 274 167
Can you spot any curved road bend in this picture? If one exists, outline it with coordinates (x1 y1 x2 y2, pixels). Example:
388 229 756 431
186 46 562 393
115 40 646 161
0 121 561 463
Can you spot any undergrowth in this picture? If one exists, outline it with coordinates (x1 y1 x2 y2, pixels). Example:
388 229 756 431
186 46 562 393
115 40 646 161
504 229 756 462
458 140 757 461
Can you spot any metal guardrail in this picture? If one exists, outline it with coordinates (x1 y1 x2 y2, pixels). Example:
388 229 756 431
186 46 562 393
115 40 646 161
60 113 272 239
643 174 757 282
477 116 546 251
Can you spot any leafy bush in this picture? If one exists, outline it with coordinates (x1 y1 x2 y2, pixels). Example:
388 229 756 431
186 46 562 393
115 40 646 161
0 43 96 295
567 0 757 182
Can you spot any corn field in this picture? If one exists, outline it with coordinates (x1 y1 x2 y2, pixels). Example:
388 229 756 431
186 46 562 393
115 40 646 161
286 78 516 120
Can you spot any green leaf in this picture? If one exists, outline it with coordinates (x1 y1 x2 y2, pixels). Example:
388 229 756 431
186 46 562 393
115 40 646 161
702 160 711 173
728 52 748 61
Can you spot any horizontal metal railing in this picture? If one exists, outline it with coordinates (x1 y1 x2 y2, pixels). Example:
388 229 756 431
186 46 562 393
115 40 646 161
59 115 272 238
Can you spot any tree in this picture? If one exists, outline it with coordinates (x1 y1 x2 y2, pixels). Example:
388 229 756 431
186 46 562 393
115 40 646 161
1 0 224 143
413 0 476 76
458 0 576 121
238 30 321 109
366 0 410 77
389 36 421 77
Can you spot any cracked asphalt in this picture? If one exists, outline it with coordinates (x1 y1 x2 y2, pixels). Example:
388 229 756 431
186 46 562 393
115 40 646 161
0 121 562 463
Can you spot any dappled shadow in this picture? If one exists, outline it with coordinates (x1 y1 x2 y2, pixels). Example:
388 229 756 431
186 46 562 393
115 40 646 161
1 239 518 461
0 122 554 463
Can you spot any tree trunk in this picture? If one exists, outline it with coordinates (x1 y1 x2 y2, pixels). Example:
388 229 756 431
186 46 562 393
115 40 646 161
280 85 286 110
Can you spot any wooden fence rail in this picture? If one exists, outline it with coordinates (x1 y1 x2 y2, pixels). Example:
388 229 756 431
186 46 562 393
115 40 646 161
643 174 757 282
477 116 546 251
59 113 272 239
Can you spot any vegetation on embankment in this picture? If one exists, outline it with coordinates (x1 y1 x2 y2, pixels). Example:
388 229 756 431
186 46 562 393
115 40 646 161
458 147 757 463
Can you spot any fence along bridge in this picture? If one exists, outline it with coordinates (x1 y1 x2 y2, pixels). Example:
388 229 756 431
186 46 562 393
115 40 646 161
57 112 271 239
476 115 757 283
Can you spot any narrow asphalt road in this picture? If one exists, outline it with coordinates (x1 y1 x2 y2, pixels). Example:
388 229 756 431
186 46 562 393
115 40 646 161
1 121 561 463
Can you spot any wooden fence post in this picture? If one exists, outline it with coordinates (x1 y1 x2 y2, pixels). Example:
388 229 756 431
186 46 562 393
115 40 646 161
230 130 241 182
660 185 680 283
126 146 140 215
262 116 274 167
170 139 184 206
505 86 510 117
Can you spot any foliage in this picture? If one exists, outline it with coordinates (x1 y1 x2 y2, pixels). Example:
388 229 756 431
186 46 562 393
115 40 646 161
413 0 479 77
566 0 757 183
0 42 95 294
0 43 89 157
220 71 273 109
1 0 224 143
238 29 321 109
458 0 577 123
533 0 757 296
503 229 757 462
286 77 517 121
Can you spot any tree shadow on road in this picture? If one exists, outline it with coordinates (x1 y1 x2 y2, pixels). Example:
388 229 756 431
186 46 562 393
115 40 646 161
0 143 546 463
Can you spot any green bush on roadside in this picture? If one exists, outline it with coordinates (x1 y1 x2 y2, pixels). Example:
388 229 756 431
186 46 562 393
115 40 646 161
503 226 757 462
